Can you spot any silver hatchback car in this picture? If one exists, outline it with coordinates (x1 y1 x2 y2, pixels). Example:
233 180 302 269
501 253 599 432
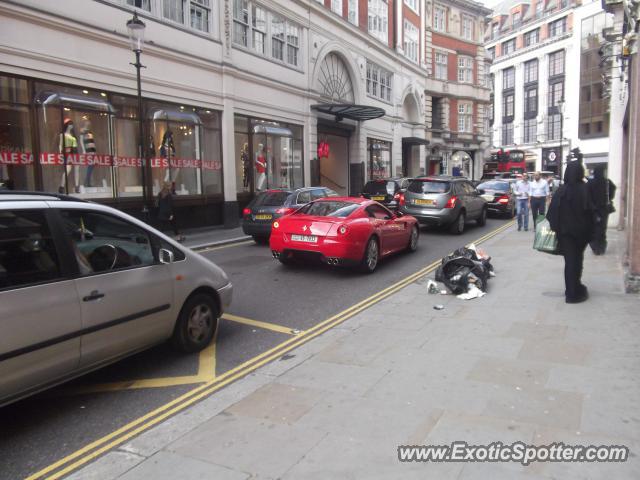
0 193 232 407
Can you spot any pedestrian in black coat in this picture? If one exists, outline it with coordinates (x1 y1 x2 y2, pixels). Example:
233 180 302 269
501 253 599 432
588 166 616 255
157 182 184 241
547 160 595 304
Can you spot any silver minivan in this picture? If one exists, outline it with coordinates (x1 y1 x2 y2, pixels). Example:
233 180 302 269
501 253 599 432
0 193 232 407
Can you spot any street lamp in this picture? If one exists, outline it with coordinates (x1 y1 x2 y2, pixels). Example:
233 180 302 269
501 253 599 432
126 12 149 219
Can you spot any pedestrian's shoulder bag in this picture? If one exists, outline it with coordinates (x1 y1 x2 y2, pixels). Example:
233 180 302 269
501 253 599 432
533 216 560 255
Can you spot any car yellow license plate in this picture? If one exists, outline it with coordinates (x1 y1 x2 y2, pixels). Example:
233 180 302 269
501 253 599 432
255 214 272 220
371 196 385 201
414 199 434 205
291 234 317 243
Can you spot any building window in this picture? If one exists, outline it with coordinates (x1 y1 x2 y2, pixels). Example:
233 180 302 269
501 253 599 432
502 38 516 55
457 102 472 133
434 5 446 32
404 0 418 12
366 61 392 102
404 21 419 62
549 17 567 37
431 97 444 129
524 59 538 84
190 0 211 32
457 56 473 83
488 47 495 60
233 0 249 47
462 15 473 40
368 0 389 43
163 0 184 23
524 28 539 46
434 52 448 80
503 67 515 89
502 93 514 118
233 2 301 68
536 0 544 17
502 123 514 145
524 87 538 115
512 11 522 28
523 118 537 143
126 0 151 11
548 80 564 108
546 114 562 140
331 0 342 15
492 22 499 39
348 0 358 25
549 50 565 77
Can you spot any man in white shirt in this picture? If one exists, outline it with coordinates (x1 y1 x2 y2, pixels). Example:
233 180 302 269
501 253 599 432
530 171 550 228
514 173 531 231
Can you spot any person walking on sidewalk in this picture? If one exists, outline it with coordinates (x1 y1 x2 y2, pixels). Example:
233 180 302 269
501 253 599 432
588 165 616 255
514 173 531 231
530 171 550 228
547 161 594 304
157 181 185 242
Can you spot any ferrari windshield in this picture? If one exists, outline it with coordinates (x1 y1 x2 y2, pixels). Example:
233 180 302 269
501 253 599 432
296 201 359 218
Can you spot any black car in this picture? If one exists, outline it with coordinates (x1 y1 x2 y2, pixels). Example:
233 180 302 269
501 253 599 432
242 187 338 243
476 180 516 218
360 178 412 210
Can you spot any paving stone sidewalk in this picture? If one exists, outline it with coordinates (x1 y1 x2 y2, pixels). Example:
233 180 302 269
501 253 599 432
70 226 640 480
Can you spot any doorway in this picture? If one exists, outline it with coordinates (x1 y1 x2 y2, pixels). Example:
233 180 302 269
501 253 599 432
316 125 350 196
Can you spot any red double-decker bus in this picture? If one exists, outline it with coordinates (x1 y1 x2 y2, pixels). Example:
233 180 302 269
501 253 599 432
484 148 526 176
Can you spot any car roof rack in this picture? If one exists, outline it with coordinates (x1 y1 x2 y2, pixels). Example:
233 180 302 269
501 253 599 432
0 190 90 202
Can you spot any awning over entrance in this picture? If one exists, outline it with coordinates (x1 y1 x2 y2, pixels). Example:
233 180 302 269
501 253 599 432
311 104 385 122
402 137 429 146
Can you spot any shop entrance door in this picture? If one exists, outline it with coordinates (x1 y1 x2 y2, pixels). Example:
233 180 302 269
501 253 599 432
316 126 350 196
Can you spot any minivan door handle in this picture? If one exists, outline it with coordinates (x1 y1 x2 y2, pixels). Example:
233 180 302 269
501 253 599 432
83 290 105 302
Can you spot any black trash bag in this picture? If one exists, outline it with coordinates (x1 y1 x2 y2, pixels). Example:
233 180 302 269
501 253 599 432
435 248 493 294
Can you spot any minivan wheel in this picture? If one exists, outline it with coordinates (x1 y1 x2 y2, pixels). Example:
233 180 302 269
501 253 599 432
477 207 487 226
172 294 218 353
407 225 419 252
449 212 466 235
360 237 379 273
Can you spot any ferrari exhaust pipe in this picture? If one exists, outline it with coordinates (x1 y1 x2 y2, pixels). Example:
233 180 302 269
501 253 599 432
272 251 280 259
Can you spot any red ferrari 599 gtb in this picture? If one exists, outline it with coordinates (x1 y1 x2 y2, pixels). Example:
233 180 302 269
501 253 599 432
269 197 419 273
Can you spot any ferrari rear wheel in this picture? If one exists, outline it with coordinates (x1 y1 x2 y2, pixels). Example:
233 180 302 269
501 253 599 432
407 225 419 252
360 237 379 273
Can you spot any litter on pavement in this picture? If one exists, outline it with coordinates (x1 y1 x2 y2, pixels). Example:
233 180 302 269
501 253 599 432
426 279 439 294
434 245 494 298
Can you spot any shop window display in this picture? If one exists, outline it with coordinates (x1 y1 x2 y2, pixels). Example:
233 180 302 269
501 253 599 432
235 115 251 194
368 138 391 179
201 110 223 195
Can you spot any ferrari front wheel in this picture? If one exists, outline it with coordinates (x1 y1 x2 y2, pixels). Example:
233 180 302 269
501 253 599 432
360 237 379 274
407 225 419 252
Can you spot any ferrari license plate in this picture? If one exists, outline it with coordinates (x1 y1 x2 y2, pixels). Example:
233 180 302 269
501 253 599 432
414 198 434 206
291 234 317 243
254 214 272 220
371 196 386 201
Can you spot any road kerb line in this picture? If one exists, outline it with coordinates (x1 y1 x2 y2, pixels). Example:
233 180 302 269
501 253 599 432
26 221 513 480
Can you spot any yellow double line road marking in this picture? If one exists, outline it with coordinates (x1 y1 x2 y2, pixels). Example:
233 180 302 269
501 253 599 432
26 220 513 480
222 314 301 335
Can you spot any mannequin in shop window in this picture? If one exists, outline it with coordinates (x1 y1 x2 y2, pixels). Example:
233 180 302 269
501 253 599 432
241 142 251 189
255 143 267 191
160 130 176 192
59 118 80 194
81 120 97 188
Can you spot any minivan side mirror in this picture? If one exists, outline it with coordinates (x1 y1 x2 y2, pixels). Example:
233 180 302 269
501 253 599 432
159 248 174 264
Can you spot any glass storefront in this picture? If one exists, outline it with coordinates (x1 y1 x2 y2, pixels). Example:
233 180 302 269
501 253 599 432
368 138 392 180
234 115 303 194
1 74 222 200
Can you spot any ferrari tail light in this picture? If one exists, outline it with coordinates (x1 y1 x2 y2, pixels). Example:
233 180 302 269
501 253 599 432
338 225 349 235
444 196 458 209
242 208 251 217
276 207 295 215
394 192 405 207
273 221 280 229
497 195 510 204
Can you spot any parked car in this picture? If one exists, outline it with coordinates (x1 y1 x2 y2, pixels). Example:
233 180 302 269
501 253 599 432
399 176 488 234
360 178 412 210
476 180 516 218
242 187 338 243
269 197 419 273
0 192 232 407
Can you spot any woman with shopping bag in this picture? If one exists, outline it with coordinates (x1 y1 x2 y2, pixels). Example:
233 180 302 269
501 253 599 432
546 160 595 304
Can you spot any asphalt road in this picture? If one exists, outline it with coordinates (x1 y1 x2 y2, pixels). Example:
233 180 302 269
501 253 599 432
0 217 510 480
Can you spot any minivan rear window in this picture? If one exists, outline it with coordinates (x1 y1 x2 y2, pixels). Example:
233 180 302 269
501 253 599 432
408 180 450 194
296 201 359 218
253 191 291 207
363 181 395 195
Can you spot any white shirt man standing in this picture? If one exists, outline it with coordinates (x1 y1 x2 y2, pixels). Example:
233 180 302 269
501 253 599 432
514 174 531 231
530 172 550 227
